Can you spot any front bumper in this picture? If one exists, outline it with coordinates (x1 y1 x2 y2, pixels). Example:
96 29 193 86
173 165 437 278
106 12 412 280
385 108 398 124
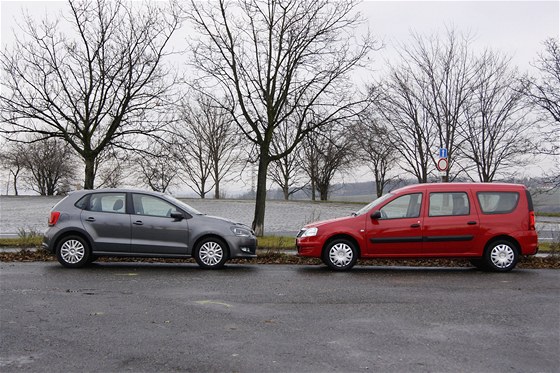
296 237 323 258
227 235 258 258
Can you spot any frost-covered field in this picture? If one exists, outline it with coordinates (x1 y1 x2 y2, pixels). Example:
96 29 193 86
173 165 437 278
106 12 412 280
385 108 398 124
0 195 360 236
1 195 557 239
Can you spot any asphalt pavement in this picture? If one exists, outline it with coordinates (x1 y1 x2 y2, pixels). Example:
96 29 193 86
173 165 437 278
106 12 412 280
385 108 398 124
1 262 559 372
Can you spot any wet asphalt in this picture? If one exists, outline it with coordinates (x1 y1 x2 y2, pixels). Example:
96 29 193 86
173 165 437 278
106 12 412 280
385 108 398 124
1 262 559 373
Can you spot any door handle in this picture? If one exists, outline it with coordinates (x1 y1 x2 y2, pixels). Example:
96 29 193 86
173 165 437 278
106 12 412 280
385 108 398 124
85 217 95 222
467 221 477 225
410 223 421 228
133 221 143 226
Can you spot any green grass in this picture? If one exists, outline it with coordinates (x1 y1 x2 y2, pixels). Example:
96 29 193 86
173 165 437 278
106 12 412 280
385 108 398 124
539 242 560 254
0 236 42 248
536 212 560 218
257 235 295 250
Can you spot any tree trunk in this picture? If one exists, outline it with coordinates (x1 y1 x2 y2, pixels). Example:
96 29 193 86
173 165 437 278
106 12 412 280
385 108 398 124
84 156 96 189
319 189 329 201
10 169 19 196
310 179 316 201
375 179 383 198
283 185 289 200
252 155 269 237
214 167 220 199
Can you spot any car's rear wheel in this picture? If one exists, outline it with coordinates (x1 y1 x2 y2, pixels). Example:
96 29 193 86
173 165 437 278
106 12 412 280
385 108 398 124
323 239 358 271
194 237 228 269
484 239 519 272
56 235 91 268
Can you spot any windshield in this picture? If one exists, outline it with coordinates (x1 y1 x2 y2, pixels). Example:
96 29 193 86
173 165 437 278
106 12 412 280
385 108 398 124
354 193 394 216
162 195 203 216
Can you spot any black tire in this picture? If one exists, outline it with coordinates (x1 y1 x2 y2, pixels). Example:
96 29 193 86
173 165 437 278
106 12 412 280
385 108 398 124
323 238 358 271
194 237 228 269
483 239 519 272
56 235 91 268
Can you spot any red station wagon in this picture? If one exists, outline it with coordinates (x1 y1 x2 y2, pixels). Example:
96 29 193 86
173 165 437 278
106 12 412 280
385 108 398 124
296 183 538 272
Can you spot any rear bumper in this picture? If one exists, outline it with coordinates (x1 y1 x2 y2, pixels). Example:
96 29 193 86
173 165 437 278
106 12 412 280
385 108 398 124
515 231 539 255
42 229 57 254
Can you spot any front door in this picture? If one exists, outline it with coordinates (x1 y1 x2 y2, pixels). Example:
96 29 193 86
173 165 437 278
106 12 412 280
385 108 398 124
365 192 424 256
130 193 190 255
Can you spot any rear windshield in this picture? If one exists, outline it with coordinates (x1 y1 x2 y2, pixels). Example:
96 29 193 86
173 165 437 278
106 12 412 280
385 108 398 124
477 192 520 214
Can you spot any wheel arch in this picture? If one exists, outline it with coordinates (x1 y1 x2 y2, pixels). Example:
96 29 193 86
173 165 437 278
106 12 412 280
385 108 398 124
193 234 231 259
322 234 362 259
53 229 93 252
484 235 520 254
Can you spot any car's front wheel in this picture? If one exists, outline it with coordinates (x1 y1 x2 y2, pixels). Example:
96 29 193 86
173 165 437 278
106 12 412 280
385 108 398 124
56 235 91 268
194 237 228 269
323 239 358 271
484 239 519 272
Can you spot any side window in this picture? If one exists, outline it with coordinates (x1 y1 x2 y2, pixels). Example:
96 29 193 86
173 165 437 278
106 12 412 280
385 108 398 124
477 192 519 214
86 193 126 214
429 192 470 216
380 193 422 219
133 194 178 218
75 196 88 210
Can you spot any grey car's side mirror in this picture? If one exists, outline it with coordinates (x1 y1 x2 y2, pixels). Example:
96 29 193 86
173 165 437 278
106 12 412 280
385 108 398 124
170 212 184 221
370 210 382 220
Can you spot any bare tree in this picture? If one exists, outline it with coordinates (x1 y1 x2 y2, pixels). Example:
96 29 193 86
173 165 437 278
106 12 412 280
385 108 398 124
268 121 307 200
174 130 213 199
524 38 560 126
94 147 130 189
376 77 434 183
134 138 179 193
0 0 183 189
23 138 76 195
523 38 560 187
459 51 532 182
301 123 354 201
188 0 377 235
378 29 478 182
351 111 397 197
174 94 242 198
0 142 25 195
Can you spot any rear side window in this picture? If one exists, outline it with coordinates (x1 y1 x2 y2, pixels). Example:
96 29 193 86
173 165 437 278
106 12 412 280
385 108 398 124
477 192 519 214
429 192 470 216
75 196 88 210
86 193 127 214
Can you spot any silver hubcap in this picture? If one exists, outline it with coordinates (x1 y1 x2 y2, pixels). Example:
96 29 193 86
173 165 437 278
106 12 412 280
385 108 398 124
490 244 515 269
60 239 85 264
329 243 353 267
199 241 224 266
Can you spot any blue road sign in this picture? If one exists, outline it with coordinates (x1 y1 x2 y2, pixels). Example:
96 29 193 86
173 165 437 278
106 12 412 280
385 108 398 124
439 148 448 158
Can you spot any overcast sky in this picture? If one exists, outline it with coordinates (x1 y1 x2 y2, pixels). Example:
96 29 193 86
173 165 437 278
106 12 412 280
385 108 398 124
0 0 558 191
2 0 558 73
360 1 559 74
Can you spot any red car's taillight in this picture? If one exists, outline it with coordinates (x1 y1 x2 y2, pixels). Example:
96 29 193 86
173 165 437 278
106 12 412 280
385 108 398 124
48 211 61 226
529 211 536 231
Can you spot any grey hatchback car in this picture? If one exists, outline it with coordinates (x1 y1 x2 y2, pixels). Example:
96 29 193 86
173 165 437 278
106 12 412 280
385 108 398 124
42 189 257 269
